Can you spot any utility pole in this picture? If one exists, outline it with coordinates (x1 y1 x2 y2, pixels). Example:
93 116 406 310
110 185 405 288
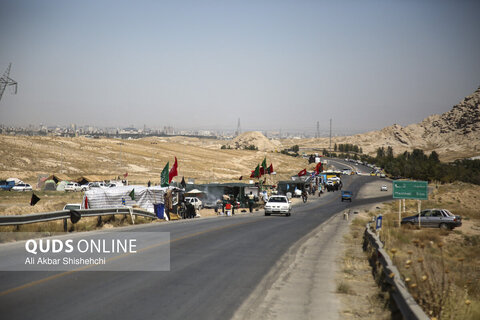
329 118 332 150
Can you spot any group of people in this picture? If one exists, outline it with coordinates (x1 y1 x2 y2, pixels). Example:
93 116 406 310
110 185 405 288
163 189 197 220
219 191 256 215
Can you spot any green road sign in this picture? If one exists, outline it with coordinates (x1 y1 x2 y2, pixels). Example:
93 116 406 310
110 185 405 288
392 180 428 200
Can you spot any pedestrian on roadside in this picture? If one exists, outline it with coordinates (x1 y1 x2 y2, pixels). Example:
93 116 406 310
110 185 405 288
147 180 151 187
248 192 254 213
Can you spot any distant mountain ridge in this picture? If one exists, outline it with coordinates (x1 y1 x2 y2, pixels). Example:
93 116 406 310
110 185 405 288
349 86 480 160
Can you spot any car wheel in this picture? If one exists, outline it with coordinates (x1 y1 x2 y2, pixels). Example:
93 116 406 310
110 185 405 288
265 212 270 216
439 223 450 230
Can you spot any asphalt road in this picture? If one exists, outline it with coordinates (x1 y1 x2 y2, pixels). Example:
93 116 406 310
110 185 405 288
0 173 392 320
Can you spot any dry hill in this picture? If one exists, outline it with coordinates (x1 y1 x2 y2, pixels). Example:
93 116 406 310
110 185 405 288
287 87 480 161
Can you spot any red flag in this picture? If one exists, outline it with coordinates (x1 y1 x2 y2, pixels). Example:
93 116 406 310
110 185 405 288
298 169 307 177
260 167 265 175
84 196 89 209
267 163 274 174
169 157 178 183
123 172 128 178
315 162 323 174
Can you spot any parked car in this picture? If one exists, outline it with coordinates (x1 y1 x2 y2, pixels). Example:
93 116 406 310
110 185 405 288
64 182 82 192
401 209 462 230
12 183 33 192
341 190 353 202
185 197 203 210
63 203 82 211
88 182 107 189
80 184 90 191
203 199 221 209
380 185 388 191
264 195 291 216
0 180 15 191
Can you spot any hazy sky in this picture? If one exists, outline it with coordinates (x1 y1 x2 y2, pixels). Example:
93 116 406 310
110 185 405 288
1 0 479 134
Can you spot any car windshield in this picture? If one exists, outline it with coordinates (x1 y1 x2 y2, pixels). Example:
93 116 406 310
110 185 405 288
268 197 287 203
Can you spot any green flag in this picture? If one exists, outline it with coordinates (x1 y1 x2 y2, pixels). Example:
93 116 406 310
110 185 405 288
161 162 169 187
261 157 267 170
129 189 135 200
254 164 260 178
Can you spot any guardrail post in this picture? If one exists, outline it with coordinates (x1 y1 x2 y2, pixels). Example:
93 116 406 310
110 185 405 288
63 218 68 232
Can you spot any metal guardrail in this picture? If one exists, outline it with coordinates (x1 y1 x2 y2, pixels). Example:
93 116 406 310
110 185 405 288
363 223 429 320
0 208 158 227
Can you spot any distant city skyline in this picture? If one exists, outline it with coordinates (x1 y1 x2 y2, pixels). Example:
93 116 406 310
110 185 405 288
1 0 479 134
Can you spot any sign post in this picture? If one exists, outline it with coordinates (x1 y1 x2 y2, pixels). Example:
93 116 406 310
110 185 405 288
393 181 428 228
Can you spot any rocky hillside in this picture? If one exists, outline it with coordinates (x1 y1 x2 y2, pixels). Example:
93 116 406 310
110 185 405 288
343 87 480 160
287 87 480 161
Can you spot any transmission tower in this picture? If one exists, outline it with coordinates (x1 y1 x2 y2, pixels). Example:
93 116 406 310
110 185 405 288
236 118 241 136
0 63 18 103
329 118 332 150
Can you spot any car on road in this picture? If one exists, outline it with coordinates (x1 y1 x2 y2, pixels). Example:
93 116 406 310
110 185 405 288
63 203 82 211
64 182 82 192
11 183 33 192
401 209 462 230
185 197 203 210
380 185 388 191
264 195 291 216
341 190 352 202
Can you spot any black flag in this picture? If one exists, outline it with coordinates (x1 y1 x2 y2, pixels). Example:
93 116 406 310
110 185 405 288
70 210 81 224
180 176 186 189
30 193 40 206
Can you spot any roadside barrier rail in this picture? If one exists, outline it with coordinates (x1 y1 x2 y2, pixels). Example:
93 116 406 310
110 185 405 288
0 208 157 229
363 223 429 320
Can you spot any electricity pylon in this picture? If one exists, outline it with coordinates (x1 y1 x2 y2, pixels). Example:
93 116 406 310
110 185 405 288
0 63 17 103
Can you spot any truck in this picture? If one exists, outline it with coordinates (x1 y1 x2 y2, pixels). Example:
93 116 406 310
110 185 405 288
0 180 15 191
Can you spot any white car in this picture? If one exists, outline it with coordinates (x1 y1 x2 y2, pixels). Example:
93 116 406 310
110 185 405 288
265 195 292 216
12 183 33 191
63 203 82 210
380 185 388 191
185 197 203 210
64 183 82 192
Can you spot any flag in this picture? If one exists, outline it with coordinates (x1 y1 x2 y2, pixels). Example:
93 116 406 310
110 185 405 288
254 164 261 178
161 162 169 187
261 157 267 170
123 172 128 178
267 163 274 174
30 193 40 206
260 167 265 175
129 189 135 200
180 176 186 189
239 176 243 180
298 169 307 177
169 157 178 183
315 162 323 174
84 196 89 209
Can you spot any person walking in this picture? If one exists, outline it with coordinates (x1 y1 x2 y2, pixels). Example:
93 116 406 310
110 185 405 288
164 189 173 221
248 192 254 213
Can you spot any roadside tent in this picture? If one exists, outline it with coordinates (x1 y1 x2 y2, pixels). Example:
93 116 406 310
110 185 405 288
76 175 111 185
83 186 168 212
56 180 68 191
44 179 57 191
47 174 72 184
185 189 205 198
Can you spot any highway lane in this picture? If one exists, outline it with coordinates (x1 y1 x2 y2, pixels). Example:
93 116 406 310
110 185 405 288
0 175 391 320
